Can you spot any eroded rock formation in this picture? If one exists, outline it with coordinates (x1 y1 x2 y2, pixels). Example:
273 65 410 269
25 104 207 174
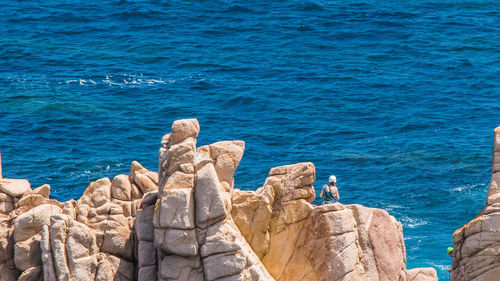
0 118 436 281
0 162 158 281
232 164 432 281
452 126 500 280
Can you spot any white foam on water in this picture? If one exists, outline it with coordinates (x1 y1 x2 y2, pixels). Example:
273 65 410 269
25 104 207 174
383 203 408 212
148 78 166 84
103 75 123 87
70 170 92 178
450 183 485 192
123 78 138 85
78 79 97 85
101 74 169 87
401 215 429 228
428 261 451 272
26 74 180 89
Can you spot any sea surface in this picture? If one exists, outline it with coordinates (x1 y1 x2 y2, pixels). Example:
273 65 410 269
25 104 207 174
1 0 499 279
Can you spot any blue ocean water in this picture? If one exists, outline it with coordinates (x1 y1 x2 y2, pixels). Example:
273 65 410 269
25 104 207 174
1 0 499 278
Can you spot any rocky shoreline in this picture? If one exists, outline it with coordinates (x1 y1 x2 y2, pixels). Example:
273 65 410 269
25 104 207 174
0 119 437 281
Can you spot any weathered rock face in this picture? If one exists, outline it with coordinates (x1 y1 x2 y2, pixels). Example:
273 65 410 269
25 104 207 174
406 268 439 281
0 118 436 281
152 119 272 281
0 160 159 281
452 126 500 281
232 166 437 281
149 119 434 281
39 163 159 281
0 179 27 281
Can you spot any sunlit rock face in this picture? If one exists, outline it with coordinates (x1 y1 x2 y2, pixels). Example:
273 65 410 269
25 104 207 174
0 118 436 281
0 161 159 281
452 127 500 281
150 119 435 281
232 164 436 281
153 119 272 281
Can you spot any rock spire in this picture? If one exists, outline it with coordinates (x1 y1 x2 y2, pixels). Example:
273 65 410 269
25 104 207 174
451 126 500 280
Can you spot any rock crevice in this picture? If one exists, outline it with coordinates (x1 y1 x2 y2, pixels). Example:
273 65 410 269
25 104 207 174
0 118 436 281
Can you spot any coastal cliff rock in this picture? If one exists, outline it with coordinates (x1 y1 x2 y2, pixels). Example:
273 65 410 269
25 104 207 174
452 126 500 281
152 119 272 281
231 165 436 281
0 118 436 281
0 162 159 281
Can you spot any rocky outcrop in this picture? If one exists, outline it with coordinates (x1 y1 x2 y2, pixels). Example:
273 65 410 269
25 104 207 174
152 119 272 281
232 164 437 281
0 118 436 281
0 161 159 281
452 126 500 281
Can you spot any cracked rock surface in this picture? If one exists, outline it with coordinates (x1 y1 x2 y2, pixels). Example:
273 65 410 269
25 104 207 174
0 118 436 281
232 164 436 281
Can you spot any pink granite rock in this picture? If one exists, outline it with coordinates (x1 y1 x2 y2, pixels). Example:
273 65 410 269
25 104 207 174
0 118 437 281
